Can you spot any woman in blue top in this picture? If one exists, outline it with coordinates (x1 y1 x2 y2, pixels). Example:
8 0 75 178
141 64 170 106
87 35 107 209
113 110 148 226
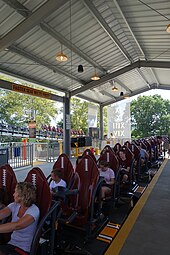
0 182 40 255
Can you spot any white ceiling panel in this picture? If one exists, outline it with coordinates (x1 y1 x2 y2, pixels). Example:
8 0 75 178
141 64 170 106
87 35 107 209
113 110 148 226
0 0 170 106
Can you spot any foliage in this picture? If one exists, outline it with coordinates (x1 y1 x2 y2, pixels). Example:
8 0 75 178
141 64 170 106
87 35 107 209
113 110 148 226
0 89 58 130
70 98 108 135
131 95 170 137
71 98 88 134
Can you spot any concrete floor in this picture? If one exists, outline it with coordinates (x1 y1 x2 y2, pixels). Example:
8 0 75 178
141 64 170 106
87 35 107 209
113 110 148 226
14 157 77 182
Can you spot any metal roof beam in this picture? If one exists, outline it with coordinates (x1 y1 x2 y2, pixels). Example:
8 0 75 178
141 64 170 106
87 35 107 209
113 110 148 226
75 94 100 104
100 90 116 99
0 67 66 94
157 85 170 90
8 45 85 85
137 68 151 88
113 0 146 59
71 61 140 96
70 59 170 96
0 0 69 51
114 77 132 93
0 79 64 102
40 22 106 73
149 68 159 87
140 60 170 69
2 0 32 18
102 86 152 107
82 0 133 63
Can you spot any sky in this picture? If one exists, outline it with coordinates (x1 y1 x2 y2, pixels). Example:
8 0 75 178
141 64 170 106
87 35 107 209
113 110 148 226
130 89 169 101
52 88 169 125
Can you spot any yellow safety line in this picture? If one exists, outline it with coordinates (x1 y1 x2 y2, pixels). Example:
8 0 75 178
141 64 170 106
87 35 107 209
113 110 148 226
33 161 46 166
105 159 168 255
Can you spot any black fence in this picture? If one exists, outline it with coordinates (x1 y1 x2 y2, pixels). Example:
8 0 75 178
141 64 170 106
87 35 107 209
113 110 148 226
7 144 33 169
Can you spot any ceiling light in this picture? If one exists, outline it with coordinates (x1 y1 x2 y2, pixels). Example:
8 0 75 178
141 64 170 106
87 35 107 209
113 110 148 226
112 86 118 91
78 64 84 73
56 51 68 62
120 91 124 96
91 69 100 81
166 24 170 33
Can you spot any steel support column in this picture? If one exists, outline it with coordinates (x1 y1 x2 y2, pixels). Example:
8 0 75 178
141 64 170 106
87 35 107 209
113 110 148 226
99 104 104 141
63 96 71 157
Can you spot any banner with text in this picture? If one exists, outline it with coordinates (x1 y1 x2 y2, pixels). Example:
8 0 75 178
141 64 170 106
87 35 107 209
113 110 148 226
88 104 98 128
107 99 131 141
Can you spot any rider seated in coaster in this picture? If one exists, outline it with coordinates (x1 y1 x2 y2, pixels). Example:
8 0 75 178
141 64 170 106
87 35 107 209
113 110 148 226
49 168 67 193
118 149 131 183
138 143 149 167
98 160 115 200
0 182 40 255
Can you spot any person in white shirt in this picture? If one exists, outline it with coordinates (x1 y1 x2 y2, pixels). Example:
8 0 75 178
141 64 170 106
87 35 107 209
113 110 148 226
49 168 67 192
98 160 115 200
0 182 40 254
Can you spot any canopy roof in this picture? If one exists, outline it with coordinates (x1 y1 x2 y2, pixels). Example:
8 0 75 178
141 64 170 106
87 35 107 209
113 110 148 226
0 0 170 106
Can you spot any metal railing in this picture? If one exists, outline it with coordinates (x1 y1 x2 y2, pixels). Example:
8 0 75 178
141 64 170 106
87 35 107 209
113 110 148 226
33 142 61 162
8 144 33 169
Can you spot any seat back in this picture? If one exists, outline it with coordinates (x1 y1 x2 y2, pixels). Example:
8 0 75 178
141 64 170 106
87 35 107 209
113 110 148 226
30 200 60 255
149 138 157 161
100 145 113 155
0 164 17 204
75 155 99 223
113 143 121 154
118 146 135 190
144 140 152 162
66 171 80 209
121 145 134 161
53 153 74 188
124 140 131 148
82 148 97 163
130 143 140 161
98 149 119 173
24 167 52 220
130 143 141 179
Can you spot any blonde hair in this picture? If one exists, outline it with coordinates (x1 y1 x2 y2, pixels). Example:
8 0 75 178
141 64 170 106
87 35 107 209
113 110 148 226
16 182 36 207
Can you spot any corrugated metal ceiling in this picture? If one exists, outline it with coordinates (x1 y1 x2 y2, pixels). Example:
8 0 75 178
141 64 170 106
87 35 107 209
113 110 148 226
0 0 170 105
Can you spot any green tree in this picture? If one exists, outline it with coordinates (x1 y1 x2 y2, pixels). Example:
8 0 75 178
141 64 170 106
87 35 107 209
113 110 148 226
71 98 88 134
0 90 57 129
70 98 108 136
131 95 170 137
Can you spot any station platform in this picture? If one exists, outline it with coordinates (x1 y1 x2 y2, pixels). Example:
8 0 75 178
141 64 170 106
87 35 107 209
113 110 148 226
12 156 170 255
14 158 77 182
105 158 170 255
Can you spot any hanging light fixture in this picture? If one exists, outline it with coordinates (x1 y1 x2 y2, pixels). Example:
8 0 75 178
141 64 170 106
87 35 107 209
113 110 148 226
138 1 170 33
78 64 84 73
112 86 118 91
56 45 68 62
91 68 100 81
166 23 170 33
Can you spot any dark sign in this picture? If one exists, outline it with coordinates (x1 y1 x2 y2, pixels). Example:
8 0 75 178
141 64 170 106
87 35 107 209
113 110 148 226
29 120 36 138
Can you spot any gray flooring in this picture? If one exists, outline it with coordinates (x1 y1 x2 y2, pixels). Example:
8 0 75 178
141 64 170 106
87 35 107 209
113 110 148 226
120 159 170 255
14 158 77 182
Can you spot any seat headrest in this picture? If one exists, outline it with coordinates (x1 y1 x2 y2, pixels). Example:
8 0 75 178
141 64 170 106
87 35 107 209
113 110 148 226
75 155 99 210
24 168 51 220
53 153 74 186
83 149 96 162
0 164 17 203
